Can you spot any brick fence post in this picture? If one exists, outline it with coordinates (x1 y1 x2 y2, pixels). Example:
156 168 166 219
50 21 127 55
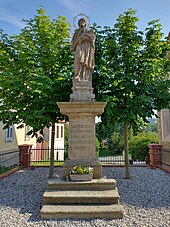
18 144 32 168
148 144 162 169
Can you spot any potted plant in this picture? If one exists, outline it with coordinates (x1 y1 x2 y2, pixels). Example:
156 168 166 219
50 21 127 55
69 165 94 181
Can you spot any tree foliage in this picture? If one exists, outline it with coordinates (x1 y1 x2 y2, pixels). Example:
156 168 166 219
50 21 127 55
129 132 158 161
98 9 170 125
0 6 72 133
96 122 124 154
0 8 170 178
0 6 73 178
93 9 170 178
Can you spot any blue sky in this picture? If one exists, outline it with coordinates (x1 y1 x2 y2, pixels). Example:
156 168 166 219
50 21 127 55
0 0 170 38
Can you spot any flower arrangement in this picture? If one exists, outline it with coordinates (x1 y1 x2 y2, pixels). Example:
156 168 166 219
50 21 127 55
70 165 94 175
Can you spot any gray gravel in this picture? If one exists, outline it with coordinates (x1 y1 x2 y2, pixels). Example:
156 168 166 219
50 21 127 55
0 167 170 227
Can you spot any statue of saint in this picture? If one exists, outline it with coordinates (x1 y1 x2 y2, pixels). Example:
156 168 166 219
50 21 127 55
70 17 95 81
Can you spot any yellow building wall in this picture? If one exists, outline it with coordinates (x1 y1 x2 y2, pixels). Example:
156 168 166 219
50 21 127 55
0 122 36 154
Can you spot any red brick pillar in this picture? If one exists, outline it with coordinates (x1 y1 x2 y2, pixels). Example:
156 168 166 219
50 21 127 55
148 144 162 169
18 144 32 168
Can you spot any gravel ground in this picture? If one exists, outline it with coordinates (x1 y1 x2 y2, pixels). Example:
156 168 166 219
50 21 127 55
0 167 170 227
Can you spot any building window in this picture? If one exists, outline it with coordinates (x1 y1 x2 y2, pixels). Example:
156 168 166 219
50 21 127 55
61 125 64 138
25 125 31 141
56 126 59 138
5 125 13 142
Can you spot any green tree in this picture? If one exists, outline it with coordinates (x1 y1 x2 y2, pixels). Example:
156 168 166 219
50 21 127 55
107 131 124 155
129 132 158 161
96 137 100 157
93 24 110 101
96 9 170 178
96 122 124 154
144 119 158 133
0 6 72 178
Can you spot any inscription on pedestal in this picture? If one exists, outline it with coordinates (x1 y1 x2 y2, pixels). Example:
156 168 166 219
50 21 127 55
57 101 107 179
69 117 95 159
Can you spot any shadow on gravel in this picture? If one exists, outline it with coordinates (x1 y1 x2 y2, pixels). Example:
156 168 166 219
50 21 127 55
0 166 170 223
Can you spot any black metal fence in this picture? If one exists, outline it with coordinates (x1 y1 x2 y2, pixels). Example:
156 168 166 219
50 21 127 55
30 148 68 166
30 148 147 166
98 156 146 165
0 150 19 167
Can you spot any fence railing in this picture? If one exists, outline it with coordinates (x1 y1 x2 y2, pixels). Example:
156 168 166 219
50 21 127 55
98 155 146 165
0 150 19 167
30 148 147 166
30 148 68 166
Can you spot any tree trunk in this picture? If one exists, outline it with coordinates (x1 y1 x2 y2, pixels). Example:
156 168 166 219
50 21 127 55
124 120 130 179
49 122 55 178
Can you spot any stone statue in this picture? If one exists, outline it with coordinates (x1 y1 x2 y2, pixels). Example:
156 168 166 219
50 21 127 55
70 17 95 81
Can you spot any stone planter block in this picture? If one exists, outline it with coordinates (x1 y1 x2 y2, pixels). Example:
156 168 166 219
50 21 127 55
70 173 93 182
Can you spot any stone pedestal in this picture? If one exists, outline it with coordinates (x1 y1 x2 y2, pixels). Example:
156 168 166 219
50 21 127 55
70 80 95 101
57 102 107 179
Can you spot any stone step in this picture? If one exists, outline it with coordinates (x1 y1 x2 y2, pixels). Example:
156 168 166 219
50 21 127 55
47 178 116 191
41 204 124 219
43 189 119 205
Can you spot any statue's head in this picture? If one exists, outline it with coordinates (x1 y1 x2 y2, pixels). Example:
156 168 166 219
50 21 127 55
78 18 86 28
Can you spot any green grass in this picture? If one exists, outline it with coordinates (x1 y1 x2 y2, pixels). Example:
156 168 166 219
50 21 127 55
31 161 64 166
0 166 12 174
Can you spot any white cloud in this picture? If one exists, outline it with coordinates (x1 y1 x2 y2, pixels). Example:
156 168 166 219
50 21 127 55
0 8 25 28
58 0 83 16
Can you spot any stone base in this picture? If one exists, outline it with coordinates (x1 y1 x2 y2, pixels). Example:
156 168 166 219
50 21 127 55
41 204 123 219
61 159 102 179
41 178 123 219
70 80 95 102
